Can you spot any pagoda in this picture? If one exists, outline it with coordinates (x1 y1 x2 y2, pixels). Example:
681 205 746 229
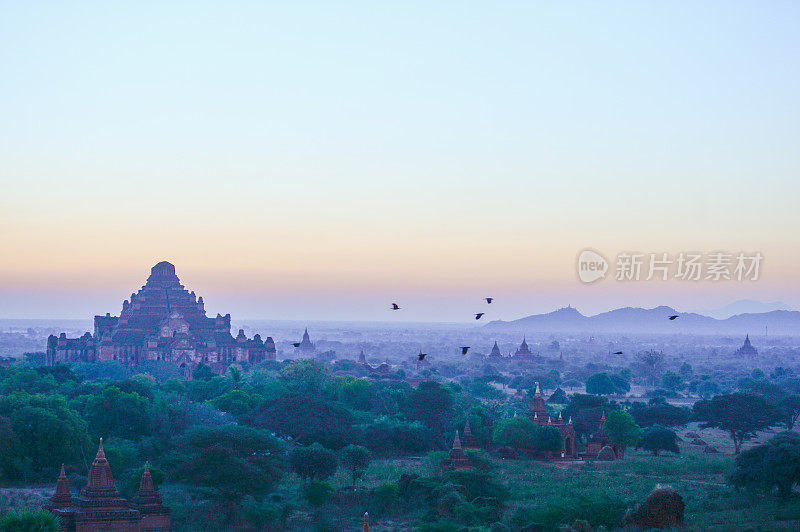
296 328 316 358
440 431 473 471
586 410 619 459
488 341 503 359
131 463 171 530
45 439 170 531
735 334 758 357
513 337 535 360
460 419 479 449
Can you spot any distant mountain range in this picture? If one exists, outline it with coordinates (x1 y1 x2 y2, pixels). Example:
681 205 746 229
695 299 791 320
485 305 800 336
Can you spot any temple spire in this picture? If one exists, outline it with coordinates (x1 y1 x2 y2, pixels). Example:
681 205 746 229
139 462 155 493
452 430 462 450
363 511 370 532
535 381 541 395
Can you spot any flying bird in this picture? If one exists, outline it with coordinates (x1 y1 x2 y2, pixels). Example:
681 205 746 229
668 315 679 320
459 346 470 355
418 352 428 361
485 297 493 304
474 313 485 320
613 351 623 355
391 303 400 310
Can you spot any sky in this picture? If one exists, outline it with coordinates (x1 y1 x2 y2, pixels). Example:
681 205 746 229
1 1 799 321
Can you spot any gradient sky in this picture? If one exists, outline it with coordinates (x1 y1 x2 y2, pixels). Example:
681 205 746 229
1 1 799 321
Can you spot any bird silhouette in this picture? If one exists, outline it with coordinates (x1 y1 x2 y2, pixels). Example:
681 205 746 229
668 315 679 320
474 313 485 320
391 303 400 310
460 346 470 355
418 352 428 361
613 351 623 355
485 297 493 304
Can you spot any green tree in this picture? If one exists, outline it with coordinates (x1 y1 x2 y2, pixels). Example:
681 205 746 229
636 350 665 386
362 420 432 457
339 444 371 485
227 365 242 388
603 410 641 456
661 371 683 391
547 388 568 404
408 381 454 433
492 417 538 448
0 393 90 480
208 389 262 416
694 393 784 454
76 385 155 439
289 443 338 482
0 509 59 532
334 376 375 411
492 418 562 453
533 425 566 454
629 400 691 427
779 395 800 430
585 373 616 395
637 426 679 456
609 374 631 394
192 363 216 381
246 392 356 449
173 425 284 498
279 360 332 397
731 431 800 497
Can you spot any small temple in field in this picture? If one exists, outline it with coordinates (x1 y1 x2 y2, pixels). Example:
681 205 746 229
45 439 170 531
46 261 275 376
585 410 620 459
528 382 576 458
440 431 473 472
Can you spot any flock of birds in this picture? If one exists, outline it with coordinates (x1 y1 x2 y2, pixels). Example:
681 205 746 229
290 300 681 360
391 297 494 361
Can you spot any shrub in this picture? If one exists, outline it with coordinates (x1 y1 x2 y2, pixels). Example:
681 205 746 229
301 480 334 508
0 509 59 532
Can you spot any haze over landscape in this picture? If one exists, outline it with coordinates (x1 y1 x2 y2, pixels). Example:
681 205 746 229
2 3 800 531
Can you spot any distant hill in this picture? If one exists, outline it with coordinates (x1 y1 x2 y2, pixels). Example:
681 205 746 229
484 305 800 336
696 300 791 319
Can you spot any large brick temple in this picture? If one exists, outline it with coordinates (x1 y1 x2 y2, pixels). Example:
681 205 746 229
46 261 275 374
